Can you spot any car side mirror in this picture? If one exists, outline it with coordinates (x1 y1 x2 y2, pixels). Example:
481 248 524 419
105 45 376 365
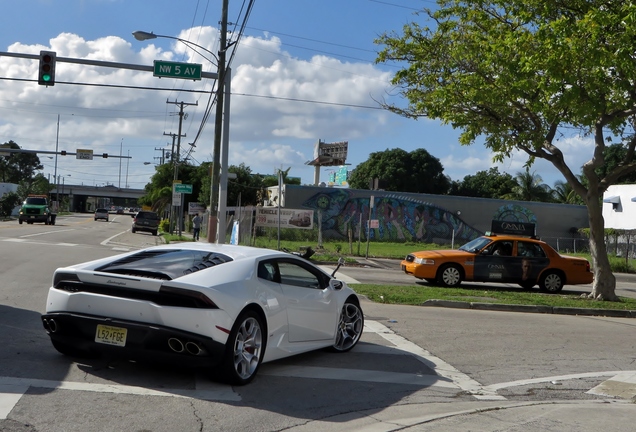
331 279 343 290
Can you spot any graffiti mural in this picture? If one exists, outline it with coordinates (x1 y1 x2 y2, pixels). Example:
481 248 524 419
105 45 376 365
300 189 544 244
302 189 483 244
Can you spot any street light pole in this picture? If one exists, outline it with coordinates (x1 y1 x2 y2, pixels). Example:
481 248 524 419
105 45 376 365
208 0 229 243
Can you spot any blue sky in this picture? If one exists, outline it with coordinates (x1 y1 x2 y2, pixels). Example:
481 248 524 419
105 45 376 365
0 0 592 190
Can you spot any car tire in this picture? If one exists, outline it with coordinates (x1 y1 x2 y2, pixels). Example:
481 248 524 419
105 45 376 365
437 264 463 287
18 219 23 225
329 298 363 353
152 230 158 236
221 310 265 386
131 228 136 233
539 271 564 293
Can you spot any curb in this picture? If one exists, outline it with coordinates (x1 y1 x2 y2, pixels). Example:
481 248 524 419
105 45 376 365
421 299 636 318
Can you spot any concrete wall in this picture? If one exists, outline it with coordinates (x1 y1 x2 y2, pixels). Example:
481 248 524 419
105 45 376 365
602 184 636 230
281 185 589 247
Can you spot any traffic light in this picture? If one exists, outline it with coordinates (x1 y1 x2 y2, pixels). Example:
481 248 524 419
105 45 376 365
38 50 56 86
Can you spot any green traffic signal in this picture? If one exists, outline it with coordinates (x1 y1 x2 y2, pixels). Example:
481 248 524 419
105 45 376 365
38 51 56 86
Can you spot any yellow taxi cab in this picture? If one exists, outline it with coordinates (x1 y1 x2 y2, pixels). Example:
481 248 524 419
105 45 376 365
400 221 593 293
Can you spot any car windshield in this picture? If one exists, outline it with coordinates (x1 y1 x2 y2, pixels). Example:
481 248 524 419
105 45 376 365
95 249 233 280
458 236 492 253
25 198 46 205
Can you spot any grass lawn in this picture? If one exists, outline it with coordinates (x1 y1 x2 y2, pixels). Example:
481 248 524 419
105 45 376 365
352 284 636 311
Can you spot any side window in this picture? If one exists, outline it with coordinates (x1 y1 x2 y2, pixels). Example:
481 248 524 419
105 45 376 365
517 241 546 258
278 260 325 289
257 262 277 282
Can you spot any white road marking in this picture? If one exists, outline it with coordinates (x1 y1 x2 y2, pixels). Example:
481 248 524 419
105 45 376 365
100 230 131 246
20 229 76 238
364 320 505 400
1 239 77 247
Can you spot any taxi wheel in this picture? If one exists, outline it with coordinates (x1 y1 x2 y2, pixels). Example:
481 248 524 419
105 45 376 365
437 264 463 287
539 271 564 293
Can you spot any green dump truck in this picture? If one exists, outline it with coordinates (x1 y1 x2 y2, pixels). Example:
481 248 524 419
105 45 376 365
18 195 56 225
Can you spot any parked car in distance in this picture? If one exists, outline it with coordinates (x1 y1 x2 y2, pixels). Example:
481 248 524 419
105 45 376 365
116 208 125 214
94 208 109 222
131 210 160 236
41 243 363 385
401 220 594 293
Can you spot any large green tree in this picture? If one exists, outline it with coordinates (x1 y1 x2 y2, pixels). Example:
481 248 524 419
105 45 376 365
0 141 43 184
376 0 636 301
449 167 517 199
348 148 450 193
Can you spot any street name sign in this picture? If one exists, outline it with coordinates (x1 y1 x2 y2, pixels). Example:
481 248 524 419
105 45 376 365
174 183 193 194
153 61 202 80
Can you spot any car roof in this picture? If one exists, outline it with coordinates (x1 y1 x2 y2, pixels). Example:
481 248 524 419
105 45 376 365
484 234 543 242
137 242 289 261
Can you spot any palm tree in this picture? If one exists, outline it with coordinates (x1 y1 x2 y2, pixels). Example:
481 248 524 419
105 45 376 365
552 179 583 204
503 168 553 202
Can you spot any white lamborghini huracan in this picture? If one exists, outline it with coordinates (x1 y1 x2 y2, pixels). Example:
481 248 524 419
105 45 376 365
42 243 364 385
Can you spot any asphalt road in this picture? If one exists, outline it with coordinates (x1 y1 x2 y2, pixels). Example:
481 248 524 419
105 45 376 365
0 213 635 431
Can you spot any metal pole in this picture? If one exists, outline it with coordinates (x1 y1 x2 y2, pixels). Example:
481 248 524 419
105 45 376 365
217 68 232 244
54 115 59 207
277 170 282 250
207 0 229 243
118 139 122 188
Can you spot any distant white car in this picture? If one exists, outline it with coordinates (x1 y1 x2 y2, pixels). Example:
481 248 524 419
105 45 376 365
41 244 364 385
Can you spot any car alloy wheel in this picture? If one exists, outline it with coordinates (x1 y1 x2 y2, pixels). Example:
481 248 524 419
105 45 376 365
223 310 264 385
331 300 363 353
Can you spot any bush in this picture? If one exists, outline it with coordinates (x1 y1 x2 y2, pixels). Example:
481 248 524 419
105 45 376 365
159 218 170 233
0 192 20 218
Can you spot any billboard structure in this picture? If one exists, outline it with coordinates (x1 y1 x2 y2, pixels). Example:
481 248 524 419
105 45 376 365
305 139 348 185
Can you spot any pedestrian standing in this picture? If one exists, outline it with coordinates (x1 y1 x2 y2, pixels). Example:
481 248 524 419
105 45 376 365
192 213 202 241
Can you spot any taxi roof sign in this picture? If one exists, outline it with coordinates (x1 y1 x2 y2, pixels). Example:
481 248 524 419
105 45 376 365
490 220 536 237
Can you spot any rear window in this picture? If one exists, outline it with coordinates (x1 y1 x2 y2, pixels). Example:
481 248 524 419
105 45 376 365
95 249 233 280
96 208 108 213
137 212 159 220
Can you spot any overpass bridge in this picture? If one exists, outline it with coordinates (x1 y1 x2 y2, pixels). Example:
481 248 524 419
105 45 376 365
50 184 146 212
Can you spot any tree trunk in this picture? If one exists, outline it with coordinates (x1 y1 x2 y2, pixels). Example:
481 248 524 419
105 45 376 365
586 195 618 301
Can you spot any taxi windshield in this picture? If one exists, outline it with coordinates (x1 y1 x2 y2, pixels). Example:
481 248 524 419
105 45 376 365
458 236 492 253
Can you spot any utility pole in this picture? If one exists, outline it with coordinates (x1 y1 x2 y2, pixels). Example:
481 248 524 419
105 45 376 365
208 0 229 243
165 99 197 236
155 147 169 165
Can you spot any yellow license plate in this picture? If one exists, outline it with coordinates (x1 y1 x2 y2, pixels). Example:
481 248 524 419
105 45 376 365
95 324 127 347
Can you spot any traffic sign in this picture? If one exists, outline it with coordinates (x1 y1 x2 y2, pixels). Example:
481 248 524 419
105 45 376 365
174 183 193 194
76 149 93 160
153 61 202 80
